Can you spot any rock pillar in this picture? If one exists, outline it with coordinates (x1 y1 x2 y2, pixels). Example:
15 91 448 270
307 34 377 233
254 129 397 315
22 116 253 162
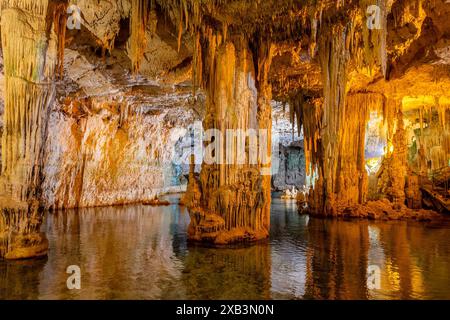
186 36 274 244
0 0 64 259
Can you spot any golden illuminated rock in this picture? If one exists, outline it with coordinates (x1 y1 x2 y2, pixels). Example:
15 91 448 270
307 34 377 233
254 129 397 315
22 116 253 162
0 0 449 257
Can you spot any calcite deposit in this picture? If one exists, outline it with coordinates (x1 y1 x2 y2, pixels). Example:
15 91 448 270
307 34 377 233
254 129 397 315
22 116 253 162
0 0 449 258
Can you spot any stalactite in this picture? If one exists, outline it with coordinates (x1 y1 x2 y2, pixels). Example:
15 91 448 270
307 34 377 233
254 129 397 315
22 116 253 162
362 0 390 78
379 0 388 78
436 100 449 131
377 105 408 204
410 100 450 178
310 17 318 58
129 0 150 74
177 4 184 53
0 0 61 259
52 1 68 79
192 30 203 94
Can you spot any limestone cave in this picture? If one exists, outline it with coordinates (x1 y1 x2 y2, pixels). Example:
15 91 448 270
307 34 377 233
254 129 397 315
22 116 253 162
0 0 449 300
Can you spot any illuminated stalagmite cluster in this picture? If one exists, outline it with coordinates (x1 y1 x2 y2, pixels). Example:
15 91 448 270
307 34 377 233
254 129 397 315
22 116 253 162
0 0 449 258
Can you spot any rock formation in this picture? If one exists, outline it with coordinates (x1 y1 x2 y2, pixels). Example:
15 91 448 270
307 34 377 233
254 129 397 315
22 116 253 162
184 36 274 244
0 0 65 259
0 0 449 257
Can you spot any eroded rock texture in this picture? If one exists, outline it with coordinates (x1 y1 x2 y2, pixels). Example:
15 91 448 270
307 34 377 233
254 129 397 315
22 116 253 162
42 93 199 209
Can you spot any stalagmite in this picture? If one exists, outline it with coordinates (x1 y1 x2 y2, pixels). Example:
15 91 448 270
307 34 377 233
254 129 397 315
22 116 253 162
0 0 62 259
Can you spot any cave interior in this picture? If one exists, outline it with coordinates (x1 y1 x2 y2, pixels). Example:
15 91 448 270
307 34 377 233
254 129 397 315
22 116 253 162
0 0 449 259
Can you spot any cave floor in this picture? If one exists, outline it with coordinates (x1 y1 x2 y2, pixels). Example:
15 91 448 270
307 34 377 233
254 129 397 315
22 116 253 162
1 194 450 300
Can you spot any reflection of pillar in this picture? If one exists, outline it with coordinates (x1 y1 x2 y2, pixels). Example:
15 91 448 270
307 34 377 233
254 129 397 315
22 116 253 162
377 224 415 299
400 223 449 299
305 219 370 299
35 210 81 298
186 35 274 244
0 1 65 259
180 244 271 299
39 205 186 299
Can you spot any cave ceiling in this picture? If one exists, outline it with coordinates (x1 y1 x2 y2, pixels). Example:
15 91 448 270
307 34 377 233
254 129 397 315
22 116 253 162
42 0 449 115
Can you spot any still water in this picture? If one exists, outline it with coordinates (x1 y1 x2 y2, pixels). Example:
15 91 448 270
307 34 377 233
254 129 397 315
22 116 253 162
1 194 450 300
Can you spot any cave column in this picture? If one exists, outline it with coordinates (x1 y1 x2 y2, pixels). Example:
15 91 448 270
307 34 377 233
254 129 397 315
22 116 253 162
0 0 64 259
377 99 408 204
305 25 372 216
186 36 274 244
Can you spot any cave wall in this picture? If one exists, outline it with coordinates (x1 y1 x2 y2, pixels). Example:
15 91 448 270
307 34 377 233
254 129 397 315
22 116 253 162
42 95 199 210
40 0 201 210
0 45 200 212
271 102 305 191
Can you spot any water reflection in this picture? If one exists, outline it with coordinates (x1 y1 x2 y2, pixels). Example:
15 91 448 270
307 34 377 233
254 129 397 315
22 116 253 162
303 219 370 299
0 258 47 299
180 244 271 300
1 195 449 299
369 222 450 299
